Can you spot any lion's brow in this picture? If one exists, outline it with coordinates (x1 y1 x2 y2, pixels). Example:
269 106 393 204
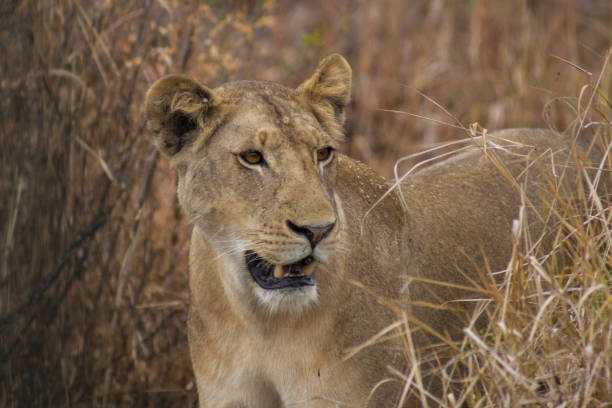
258 93 288 124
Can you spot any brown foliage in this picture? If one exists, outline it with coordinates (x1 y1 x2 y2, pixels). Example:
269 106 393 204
1 0 610 406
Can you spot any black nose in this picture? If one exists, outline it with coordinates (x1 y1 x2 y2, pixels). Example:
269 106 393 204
286 221 335 248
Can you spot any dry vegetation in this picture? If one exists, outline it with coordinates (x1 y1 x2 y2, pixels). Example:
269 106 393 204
1 0 610 406
388 121 612 406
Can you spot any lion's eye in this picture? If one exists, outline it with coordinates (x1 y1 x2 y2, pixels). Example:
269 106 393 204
316 147 333 163
240 150 264 165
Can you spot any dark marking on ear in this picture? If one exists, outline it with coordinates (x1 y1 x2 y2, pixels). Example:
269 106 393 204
169 112 198 137
163 112 198 152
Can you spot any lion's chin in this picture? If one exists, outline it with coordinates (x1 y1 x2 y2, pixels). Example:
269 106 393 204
245 250 316 290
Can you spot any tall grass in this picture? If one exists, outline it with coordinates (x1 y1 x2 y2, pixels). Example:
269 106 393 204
455 125 612 405
1 0 610 406
386 56 612 407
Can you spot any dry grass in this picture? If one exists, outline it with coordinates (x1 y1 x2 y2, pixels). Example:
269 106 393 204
406 139 610 406
381 58 612 406
448 69 612 408
1 0 611 406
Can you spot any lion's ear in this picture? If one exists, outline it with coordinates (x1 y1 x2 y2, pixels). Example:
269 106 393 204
297 54 352 138
144 75 216 156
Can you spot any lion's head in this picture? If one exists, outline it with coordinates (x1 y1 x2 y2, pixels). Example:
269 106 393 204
145 55 351 312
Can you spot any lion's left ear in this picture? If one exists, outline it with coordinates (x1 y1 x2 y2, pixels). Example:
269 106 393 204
297 54 352 137
144 75 217 156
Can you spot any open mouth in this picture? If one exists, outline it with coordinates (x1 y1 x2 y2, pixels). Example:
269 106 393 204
245 250 316 290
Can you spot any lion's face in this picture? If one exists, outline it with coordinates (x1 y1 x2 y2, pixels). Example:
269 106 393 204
145 55 351 311
176 87 345 311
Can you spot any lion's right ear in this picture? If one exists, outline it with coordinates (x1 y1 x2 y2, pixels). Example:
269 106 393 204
144 75 216 156
297 54 351 142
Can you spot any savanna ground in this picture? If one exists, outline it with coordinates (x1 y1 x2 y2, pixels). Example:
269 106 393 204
1 0 611 406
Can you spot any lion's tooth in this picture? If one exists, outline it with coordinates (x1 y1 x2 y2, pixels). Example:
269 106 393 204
303 262 315 276
273 265 284 279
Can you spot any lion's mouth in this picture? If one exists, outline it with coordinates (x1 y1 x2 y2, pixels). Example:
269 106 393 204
245 250 316 290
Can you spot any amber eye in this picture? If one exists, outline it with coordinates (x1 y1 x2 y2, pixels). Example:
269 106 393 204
316 147 333 163
240 150 264 165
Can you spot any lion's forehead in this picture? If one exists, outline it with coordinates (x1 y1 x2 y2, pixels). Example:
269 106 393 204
215 96 337 153
217 79 297 101
218 81 302 115
216 81 329 144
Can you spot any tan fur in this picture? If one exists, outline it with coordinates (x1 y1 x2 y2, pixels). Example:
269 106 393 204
144 55 597 406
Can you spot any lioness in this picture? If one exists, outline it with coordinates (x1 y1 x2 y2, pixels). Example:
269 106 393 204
145 54 596 406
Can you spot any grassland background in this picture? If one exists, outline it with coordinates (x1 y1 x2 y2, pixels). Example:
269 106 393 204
1 0 611 406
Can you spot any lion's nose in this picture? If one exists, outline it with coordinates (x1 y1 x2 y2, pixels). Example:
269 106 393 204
286 221 335 249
